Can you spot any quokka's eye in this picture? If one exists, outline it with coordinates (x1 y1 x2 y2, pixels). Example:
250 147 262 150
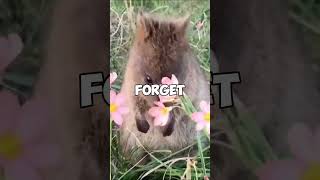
145 75 153 84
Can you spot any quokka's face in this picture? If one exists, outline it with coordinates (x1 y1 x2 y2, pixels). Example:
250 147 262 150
129 46 186 102
127 12 191 105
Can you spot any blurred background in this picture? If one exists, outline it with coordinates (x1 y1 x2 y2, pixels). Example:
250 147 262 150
0 0 51 100
0 0 319 180
291 0 320 81
213 0 320 179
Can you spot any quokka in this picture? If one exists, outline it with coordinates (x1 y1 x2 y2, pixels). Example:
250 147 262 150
120 12 210 163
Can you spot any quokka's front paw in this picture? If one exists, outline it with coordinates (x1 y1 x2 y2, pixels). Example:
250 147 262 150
160 109 176 137
135 114 150 133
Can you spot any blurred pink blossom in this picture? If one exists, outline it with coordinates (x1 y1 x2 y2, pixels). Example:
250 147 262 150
110 90 129 126
0 90 60 180
148 101 173 126
0 33 23 72
110 72 117 85
191 101 210 134
159 74 179 103
257 123 320 180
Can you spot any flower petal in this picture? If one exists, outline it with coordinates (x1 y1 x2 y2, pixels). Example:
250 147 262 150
161 115 170 126
199 101 210 113
158 95 166 102
110 90 117 103
110 72 117 85
0 90 20 133
118 106 129 114
148 107 161 117
7 34 23 61
288 123 316 162
112 112 123 126
159 96 167 102
24 143 61 169
16 97 51 144
161 77 172 85
256 160 304 180
154 101 165 108
153 117 162 126
171 74 178 84
154 115 168 126
5 160 41 180
115 92 126 105
191 112 205 123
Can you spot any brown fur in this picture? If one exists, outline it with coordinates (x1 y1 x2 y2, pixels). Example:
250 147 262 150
33 0 108 179
213 0 320 179
120 12 210 163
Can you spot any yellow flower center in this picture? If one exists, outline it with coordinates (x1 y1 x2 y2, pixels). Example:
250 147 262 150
204 113 210 123
110 103 118 113
301 163 320 180
161 107 170 115
0 134 22 160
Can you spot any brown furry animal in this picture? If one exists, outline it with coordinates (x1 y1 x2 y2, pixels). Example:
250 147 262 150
33 0 108 179
212 0 320 179
120 12 210 163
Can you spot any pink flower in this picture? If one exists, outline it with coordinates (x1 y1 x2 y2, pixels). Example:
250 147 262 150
148 101 173 126
110 90 129 126
256 123 320 180
110 72 117 85
159 74 179 103
0 90 60 180
0 33 23 72
191 101 210 134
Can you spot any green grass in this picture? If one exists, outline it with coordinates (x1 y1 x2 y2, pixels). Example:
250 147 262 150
110 1 210 179
110 0 210 88
111 130 210 180
290 0 320 65
111 93 211 180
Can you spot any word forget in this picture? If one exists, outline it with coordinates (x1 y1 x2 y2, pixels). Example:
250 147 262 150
79 71 241 109
135 84 185 96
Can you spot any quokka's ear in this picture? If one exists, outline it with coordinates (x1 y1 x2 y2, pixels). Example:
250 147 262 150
136 10 146 28
136 11 154 40
174 15 190 37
